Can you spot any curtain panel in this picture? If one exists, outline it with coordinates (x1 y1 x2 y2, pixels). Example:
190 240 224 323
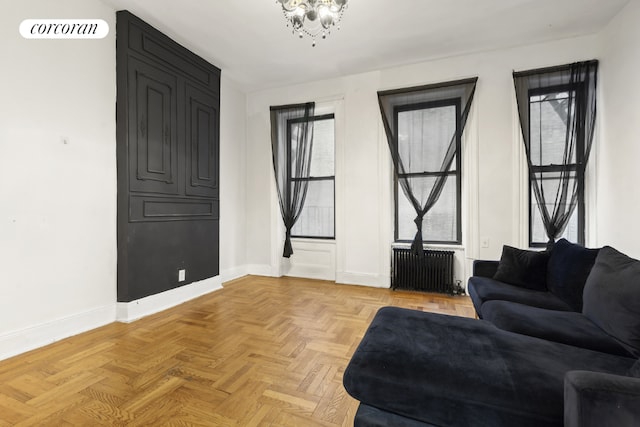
378 78 478 256
513 60 598 248
270 102 315 257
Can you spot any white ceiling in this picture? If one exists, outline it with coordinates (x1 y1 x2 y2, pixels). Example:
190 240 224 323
101 0 629 92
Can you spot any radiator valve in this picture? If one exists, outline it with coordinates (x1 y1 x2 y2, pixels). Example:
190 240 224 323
453 280 466 296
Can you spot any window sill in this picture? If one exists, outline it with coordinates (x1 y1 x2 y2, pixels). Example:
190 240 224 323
291 237 336 245
392 242 465 251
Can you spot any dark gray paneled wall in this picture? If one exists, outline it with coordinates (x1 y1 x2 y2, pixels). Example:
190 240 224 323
116 11 220 302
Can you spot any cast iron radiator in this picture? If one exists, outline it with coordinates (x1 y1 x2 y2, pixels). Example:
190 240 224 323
391 248 455 294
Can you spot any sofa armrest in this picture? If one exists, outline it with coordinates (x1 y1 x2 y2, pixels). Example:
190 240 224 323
472 260 499 278
564 370 640 427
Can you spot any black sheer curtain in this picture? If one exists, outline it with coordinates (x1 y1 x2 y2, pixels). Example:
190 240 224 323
378 78 477 256
270 102 315 257
514 60 598 249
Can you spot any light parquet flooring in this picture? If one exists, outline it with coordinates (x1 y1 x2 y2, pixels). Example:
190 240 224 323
0 275 475 426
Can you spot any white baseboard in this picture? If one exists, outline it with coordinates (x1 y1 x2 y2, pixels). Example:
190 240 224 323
282 264 336 281
220 265 250 283
116 276 222 323
0 274 230 361
240 264 388 288
233 262 389 288
336 272 389 288
0 304 115 362
246 264 278 277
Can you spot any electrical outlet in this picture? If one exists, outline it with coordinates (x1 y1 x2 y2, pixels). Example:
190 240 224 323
480 237 490 248
178 269 186 282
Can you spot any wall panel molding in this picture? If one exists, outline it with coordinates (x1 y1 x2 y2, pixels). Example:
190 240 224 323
129 195 219 222
128 56 179 194
186 84 219 197
126 16 217 92
117 10 221 302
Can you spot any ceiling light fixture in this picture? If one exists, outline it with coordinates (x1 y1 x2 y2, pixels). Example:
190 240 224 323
277 0 348 47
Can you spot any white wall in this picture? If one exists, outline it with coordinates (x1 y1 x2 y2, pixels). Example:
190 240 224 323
0 0 117 359
220 76 248 281
597 0 640 259
0 0 250 359
245 35 600 286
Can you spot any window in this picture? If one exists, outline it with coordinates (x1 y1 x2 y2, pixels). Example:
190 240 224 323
379 78 476 251
290 114 335 239
514 61 597 249
394 99 461 244
528 86 584 246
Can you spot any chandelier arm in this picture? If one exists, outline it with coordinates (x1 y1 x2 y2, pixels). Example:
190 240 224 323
277 0 348 45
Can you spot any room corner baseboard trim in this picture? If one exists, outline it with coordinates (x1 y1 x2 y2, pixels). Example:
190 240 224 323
116 276 223 323
336 272 389 288
282 265 336 282
246 264 279 277
220 265 250 283
0 304 116 362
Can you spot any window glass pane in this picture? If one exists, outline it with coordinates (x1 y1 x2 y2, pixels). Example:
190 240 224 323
289 121 312 179
397 176 457 242
292 179 334 238
530 91 576 166
530 175 578 244
397 105 456 173
531 204 578 244
309 118 334 177
288 114 335 240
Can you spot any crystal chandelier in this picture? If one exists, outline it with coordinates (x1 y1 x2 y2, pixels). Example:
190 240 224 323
277 0 349 46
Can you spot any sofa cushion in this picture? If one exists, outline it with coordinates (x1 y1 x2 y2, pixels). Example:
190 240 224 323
493 245 549 291
343 307 635 427
583 246 640 358
547 239 599 311
481 301 632 357
630 360 640 378
468 276 572 317
473 260 500 278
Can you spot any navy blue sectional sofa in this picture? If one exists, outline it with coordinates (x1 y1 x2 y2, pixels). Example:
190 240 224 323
343 239 640 426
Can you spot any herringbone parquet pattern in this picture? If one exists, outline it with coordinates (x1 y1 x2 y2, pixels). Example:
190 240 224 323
0 275 475 426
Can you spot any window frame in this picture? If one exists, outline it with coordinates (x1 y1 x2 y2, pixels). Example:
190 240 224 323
288 113 336 240
527 83 585 247
393 97 462 245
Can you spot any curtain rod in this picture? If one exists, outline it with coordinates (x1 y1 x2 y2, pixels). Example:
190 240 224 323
513 59 598 78
378 77 478 97
270 102 315 111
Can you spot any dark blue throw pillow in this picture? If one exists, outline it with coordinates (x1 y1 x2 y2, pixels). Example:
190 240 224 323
493 245 549 291
583 247 640 358
547 239 599 311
